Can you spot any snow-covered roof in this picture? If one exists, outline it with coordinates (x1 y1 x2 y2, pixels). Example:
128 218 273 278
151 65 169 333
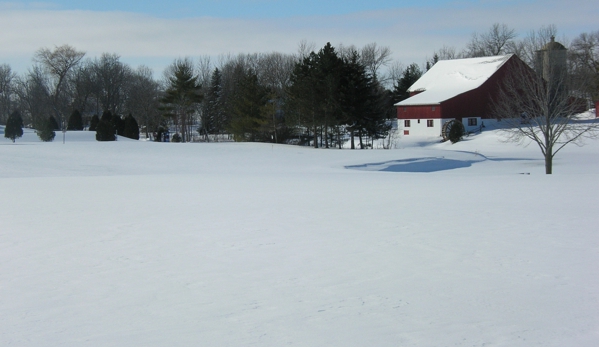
396 55 512 106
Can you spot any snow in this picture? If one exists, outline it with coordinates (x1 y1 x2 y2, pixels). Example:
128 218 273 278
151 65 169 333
396 55 512 106
1 128 598 346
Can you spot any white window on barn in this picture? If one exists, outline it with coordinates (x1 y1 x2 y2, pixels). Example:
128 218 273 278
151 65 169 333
468 118 478 126
432 106 436 111
427 120 434 127
404 120 411 127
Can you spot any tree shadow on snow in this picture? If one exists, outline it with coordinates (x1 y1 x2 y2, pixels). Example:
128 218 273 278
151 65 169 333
346 157 475 173
346 154 537 173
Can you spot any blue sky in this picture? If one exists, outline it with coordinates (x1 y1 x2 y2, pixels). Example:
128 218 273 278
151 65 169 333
1 0 597 77
17 0 471 18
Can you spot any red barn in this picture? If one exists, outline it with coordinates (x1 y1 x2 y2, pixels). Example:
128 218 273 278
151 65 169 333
395 54 529 137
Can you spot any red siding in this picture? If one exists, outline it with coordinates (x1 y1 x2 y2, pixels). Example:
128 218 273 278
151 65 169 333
397 55 532 121
397 105 441 119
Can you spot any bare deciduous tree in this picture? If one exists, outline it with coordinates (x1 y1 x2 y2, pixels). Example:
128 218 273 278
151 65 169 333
126 66 161 139
297 39 316 60
14 65 52 128
360 42 392 81
91 53 132 116
569 30 599 102
518 25 558 66
492 55 598 174
466 23 517 57
33 45 85 129
0 64 16 124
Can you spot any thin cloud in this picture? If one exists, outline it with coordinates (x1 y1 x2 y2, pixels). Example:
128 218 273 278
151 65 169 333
0 0 596 75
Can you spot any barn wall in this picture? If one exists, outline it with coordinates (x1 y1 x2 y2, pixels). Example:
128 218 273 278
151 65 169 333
440 56 524 120
396 105 441 120
398 117 447 137
396 55 535 137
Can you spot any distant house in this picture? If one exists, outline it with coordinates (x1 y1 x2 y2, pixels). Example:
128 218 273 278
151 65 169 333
395 54 531 137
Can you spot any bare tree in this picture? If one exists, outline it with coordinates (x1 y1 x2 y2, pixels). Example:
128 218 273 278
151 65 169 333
91 53 132 115
569 30 599 102
0 64 16 124
69 61 98 122
360 42 392 81
385 61 405 88
14 65 52 128
33 45 85 129
492 55 598 174
466 23 517 57
297 39 316 60
435 45 461 60
126 66 161 139
518 25 558 66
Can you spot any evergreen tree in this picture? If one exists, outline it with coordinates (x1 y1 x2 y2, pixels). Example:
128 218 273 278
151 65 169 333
49 115 60 131
111 114 125 136
339 50 373 149
5 110 24 142
67 109 84 130
314 43 343 148
37 116 56 142
287 43 343 148
123 113 140 140
287 52 321 146
393 63 422 103
340 51 390 149
101 110 113 122
228 70 270 142
160 59 203 142
95 119 116 141
89 114 100 131
200 68 224 140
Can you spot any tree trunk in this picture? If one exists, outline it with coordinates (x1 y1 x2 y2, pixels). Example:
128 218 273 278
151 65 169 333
545 153 553 174
359 130 364 149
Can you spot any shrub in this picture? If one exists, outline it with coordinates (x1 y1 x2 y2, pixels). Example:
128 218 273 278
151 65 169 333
123 114 139 140
67 109 84 130
95 119 116 141
89 114 100 131
5 110 24 143
171 133 182 142
37 117 56 142
448 120 465 144
49 115 60 131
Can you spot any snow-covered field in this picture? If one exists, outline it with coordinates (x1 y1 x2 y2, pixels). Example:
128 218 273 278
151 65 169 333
1 126 598 346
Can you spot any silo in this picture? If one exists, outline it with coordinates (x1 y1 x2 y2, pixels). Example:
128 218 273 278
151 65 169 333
534 36 568 82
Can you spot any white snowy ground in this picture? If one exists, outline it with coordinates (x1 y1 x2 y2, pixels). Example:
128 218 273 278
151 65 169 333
1 125 598 347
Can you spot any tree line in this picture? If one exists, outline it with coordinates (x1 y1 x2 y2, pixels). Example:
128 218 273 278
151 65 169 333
1 25 598 148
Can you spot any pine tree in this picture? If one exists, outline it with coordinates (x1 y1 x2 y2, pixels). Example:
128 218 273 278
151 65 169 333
340 51 390 149
67 109 84 130
5 110 24 142
37 116 56 142
228 70 270 142
393 63 422 103
200 68 224 140
160 59 203 142
123 114 140 140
